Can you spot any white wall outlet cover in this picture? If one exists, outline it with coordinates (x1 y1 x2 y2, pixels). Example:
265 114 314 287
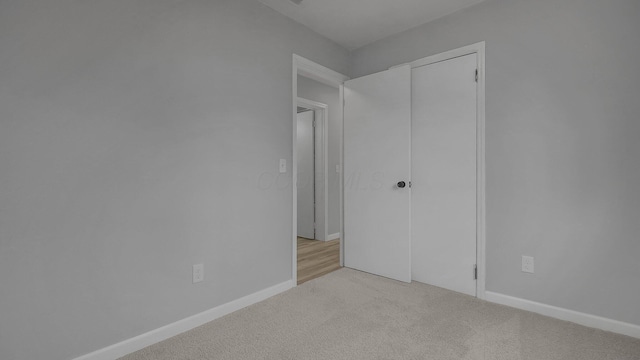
279 159 287 173
336 164 340 173
522 256 534 274
193 264 204 283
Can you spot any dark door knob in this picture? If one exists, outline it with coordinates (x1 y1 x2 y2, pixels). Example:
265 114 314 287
397 181 406 188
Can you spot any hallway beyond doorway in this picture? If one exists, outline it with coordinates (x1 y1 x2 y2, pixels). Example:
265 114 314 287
297 238 341 285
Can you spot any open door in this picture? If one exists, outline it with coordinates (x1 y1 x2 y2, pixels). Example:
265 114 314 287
296 110 316 239
343 65 412 283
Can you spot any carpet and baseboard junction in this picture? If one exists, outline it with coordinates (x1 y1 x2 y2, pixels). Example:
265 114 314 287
120 268 640 360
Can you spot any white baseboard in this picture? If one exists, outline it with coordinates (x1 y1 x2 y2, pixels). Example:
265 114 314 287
326 232 340 241
484 291 640 339
73 280 294 360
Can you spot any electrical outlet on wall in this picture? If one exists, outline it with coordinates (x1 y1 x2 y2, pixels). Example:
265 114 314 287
522 256 534 273
193 263 204 283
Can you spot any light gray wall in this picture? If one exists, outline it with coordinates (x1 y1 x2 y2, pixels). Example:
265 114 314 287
297 76 342 237
351 0 640 326
0 0 349 359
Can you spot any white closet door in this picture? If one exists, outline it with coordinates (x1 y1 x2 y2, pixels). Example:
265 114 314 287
411 54 478 296
297 110 315 239
344 65 412 283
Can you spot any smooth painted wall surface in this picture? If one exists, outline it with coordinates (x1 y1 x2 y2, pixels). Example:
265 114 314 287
0 0 349 359
351 0 640 326
297 76 342 237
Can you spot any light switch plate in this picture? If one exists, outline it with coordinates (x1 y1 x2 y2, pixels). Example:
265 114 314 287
522 256 534 274
193 264 204 283
279 159 287 173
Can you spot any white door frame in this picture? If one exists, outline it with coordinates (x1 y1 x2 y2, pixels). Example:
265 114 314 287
401 42 486 299
292 55 349 285
297 97 328 241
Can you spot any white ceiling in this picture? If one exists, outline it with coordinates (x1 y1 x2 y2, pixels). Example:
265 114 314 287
256 0 486 50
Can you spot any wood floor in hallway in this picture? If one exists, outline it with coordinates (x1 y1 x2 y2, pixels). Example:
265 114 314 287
297 237 341 285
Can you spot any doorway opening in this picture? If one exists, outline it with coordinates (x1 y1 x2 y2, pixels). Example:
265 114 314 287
296 106 317 241
292 55 349 285
295 98 339 285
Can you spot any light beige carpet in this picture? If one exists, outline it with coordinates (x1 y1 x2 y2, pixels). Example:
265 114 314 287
121 268 640 360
